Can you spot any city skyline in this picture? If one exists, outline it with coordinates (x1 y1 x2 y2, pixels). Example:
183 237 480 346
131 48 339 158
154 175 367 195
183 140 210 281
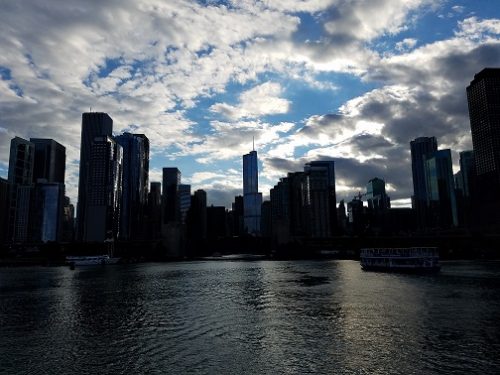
1 1 500 208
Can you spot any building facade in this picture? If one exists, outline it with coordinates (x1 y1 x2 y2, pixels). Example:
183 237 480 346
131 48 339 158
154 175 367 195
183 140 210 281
410 136 438 229
243 150 262 235
76 112 113 241
82 136 123 242
424 149 458 228
467 68 500 225
7 137 35 243
115 133 150 240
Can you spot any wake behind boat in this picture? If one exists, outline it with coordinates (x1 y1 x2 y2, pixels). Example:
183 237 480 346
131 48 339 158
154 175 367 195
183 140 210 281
66 255 120 267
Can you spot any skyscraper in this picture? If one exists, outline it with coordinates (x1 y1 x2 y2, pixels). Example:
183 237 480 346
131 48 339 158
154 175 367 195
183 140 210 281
162 168 181 224
187 189 207 241
76 112 113 241
304 160 337 237
82 136 123 242
467 68 500 225
179 184 191 225
30 138 66 184
7 137 35 242
366 177 390 211
410 136 438 229
147 182 162 239
243 149 262 235
0 178 10 244
29 138 66 243
424 149 458 228
115 133 149 240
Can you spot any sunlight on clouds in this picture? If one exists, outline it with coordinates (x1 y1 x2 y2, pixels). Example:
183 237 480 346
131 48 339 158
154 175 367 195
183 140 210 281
210 82 290 120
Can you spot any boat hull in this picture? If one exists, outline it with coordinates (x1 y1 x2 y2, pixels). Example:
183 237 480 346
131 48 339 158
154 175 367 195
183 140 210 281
361 264 441 273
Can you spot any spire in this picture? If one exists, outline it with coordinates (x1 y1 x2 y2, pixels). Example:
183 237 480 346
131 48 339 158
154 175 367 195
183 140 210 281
252 136 255 151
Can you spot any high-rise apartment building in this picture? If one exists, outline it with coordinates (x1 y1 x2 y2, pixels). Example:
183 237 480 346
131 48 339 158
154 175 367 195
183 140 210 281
410 136 438 229
29 138 66 242
424 149 458 228
366 177 390 211
7 137 35 242
30 138 66 184
82 136 123 242
304 160 337 237
243 149 262 235
467 68 500 225
162 168 181 224
115 133 149 240
76 112 113 241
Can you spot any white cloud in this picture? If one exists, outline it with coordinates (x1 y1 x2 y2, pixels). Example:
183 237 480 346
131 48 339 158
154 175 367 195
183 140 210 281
210 81 290 120
395 38 418 51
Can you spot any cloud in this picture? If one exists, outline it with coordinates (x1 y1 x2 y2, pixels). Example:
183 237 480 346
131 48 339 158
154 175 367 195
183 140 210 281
210 82 290 120
395 38 418 51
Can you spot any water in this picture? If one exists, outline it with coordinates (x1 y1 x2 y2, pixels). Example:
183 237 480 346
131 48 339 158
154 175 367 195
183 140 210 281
1 260 499 374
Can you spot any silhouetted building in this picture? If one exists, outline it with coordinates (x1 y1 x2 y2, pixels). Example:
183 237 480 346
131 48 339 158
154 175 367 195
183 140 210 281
179 184 191 225
187 189 207 241
467 68 500 225
0 178 9 244
243 149 262 235
162 168 181 224
147 182 162 239
29 138 66 243
30 138 65 184
231 195 244 236
411 136 438 229
62 196 75 242
304 161 336 237
76 112 113 241
337 200 347 233
29 181 64 243
7 137 35 243
270 176 291 244
347 194 365 235
82 136 123 242
455 151 475 227
424 149 458 228
115 133 149 240
366 178 390 211
288 172 308 236
260 200 272 237
207 206 227 239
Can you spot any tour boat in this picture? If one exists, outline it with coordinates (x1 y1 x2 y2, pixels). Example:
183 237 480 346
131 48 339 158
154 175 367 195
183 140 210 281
66 255 120 267
360 247 440 272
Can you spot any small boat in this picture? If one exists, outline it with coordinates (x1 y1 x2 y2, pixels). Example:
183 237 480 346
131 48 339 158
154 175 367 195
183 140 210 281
360 247 440 273
66 255 120 267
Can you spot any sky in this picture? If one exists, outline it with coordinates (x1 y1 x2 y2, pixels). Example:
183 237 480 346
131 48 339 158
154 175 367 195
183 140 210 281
1 0 500 209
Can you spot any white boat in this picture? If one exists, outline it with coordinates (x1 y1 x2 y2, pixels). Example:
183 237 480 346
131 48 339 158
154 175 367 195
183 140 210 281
360 247 440 273
66 255 120 267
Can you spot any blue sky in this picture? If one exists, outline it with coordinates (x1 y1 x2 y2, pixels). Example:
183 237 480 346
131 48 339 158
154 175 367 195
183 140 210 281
1 0 500 208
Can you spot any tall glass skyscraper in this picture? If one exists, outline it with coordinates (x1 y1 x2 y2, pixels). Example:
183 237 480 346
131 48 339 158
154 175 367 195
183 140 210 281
162 167 181 224
83 135 123 243
76 112 113 241
467 68 500 225
7 137 35 242
424 149 458 228
410 136 438 229
115 133 150 240
243 149 262 235
29 138 66 243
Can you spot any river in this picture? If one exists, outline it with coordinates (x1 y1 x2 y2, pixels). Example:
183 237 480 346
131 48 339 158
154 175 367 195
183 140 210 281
1 260 499 374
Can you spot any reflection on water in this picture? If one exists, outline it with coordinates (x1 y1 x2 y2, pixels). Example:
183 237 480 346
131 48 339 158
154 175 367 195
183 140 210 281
1 260 500 374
